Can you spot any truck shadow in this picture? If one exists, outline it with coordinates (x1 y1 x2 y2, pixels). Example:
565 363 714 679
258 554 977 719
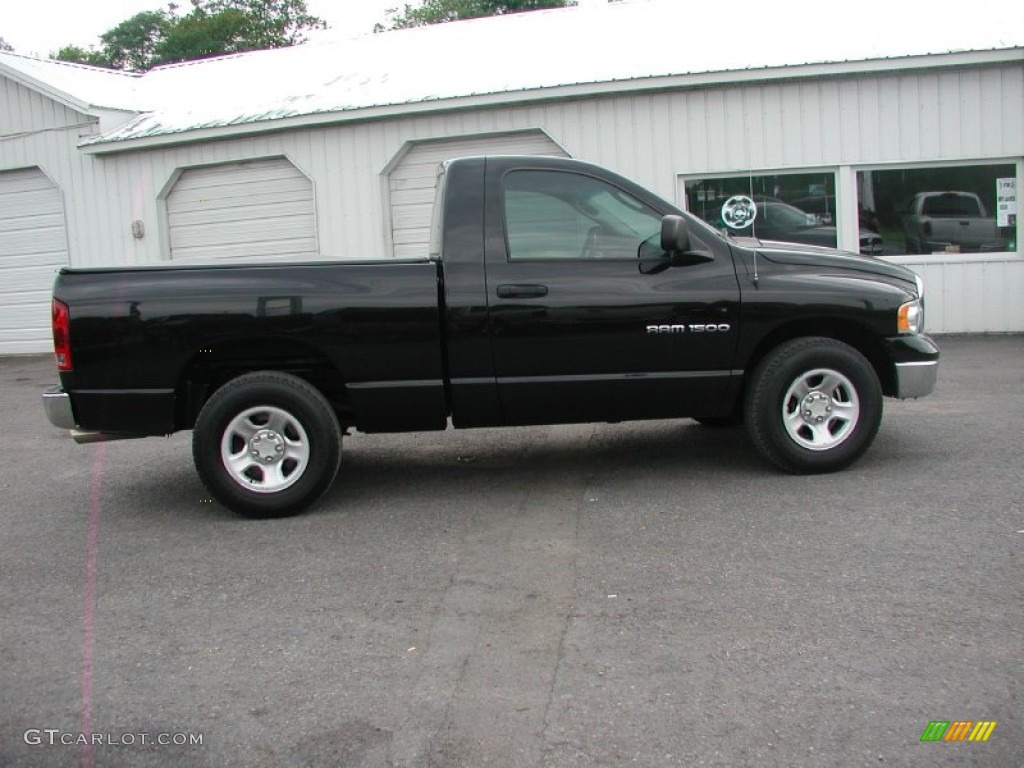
113 421 768 522
318 420 763 516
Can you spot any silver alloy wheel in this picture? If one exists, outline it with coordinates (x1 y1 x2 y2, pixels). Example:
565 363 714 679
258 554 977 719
220 405 311 493
781 367 860 451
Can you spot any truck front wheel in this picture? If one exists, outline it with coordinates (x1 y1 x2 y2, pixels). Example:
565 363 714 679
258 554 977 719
744 338 882 473
193 371 342 518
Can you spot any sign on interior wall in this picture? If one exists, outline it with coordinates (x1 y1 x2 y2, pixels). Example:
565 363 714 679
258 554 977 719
996 178 1017 228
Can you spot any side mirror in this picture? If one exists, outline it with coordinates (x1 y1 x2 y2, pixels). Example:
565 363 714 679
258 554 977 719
661 215 690 253
662 214 714 267
640 215 713 274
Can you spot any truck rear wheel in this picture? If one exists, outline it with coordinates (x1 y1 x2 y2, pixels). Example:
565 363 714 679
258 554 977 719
193 371 342 518
744 338 882 474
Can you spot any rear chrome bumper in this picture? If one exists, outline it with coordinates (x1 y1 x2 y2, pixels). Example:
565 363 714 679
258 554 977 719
42 386 76 429
895 361 938 399
42 387 144 443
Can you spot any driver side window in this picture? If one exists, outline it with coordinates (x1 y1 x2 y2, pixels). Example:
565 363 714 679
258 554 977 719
504 170 662 261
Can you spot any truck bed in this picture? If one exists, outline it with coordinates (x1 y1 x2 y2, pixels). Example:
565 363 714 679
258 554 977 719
54 259 446 435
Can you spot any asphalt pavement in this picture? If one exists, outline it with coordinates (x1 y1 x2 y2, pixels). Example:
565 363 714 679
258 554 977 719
1 335 1021 767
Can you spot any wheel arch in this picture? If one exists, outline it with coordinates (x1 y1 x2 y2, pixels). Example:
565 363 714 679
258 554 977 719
174 337 353 431
742 319 895 398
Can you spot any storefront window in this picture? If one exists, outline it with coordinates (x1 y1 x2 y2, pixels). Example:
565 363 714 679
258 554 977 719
857 164 1018 255
684 172 857 252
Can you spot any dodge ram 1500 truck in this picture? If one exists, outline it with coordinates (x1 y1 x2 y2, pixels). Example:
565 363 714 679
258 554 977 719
42 156 939 517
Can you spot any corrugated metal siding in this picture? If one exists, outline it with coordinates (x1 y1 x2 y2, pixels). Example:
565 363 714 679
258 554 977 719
0 167 69 354
0 75 85 134
58 64 1020 264
388 131 567 257
165 157 316 261
896 258 1024 333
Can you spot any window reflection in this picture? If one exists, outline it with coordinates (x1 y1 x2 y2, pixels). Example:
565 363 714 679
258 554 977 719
504 170 664 260
684 172 886 254
857 164 1017 255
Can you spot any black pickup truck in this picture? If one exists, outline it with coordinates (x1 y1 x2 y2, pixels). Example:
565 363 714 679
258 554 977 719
42 156 938 517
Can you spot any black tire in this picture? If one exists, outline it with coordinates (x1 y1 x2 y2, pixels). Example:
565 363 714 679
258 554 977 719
744 337 882 474
193 371 342 518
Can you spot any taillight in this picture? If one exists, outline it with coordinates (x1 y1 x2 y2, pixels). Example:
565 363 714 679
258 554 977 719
52 299 72 371
922 221 932 237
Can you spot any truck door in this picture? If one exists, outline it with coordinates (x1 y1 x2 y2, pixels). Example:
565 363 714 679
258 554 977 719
483 161 741 426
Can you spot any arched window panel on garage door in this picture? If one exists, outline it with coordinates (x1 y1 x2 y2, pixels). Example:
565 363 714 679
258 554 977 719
165 157 317 261
0 167 69 354
387 131 568 258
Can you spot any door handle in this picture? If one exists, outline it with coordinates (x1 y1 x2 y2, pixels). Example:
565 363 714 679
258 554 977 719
496 284 548 298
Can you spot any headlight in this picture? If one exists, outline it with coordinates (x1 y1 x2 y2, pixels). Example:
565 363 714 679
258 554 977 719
898 299 923 335
914 273 925 298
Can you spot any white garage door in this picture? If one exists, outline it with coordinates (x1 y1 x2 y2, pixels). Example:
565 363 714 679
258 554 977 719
0 167 69 355
166 157 317 261
388 131 568 258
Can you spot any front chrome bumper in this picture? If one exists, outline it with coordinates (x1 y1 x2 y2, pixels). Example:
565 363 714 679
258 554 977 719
895 361 938 399
42 386 77 429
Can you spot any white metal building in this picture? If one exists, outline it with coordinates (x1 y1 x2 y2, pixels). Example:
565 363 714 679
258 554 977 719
1 0 1022 354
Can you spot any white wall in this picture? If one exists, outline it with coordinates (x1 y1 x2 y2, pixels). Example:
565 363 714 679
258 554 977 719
895 255 1024 333
0 76 138 273
0 77 82 353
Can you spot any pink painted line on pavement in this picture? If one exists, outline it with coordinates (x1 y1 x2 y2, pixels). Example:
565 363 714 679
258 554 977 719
81 442 106 768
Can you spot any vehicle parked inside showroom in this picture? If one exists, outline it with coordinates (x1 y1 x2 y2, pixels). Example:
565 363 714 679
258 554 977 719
902 190 1006 253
